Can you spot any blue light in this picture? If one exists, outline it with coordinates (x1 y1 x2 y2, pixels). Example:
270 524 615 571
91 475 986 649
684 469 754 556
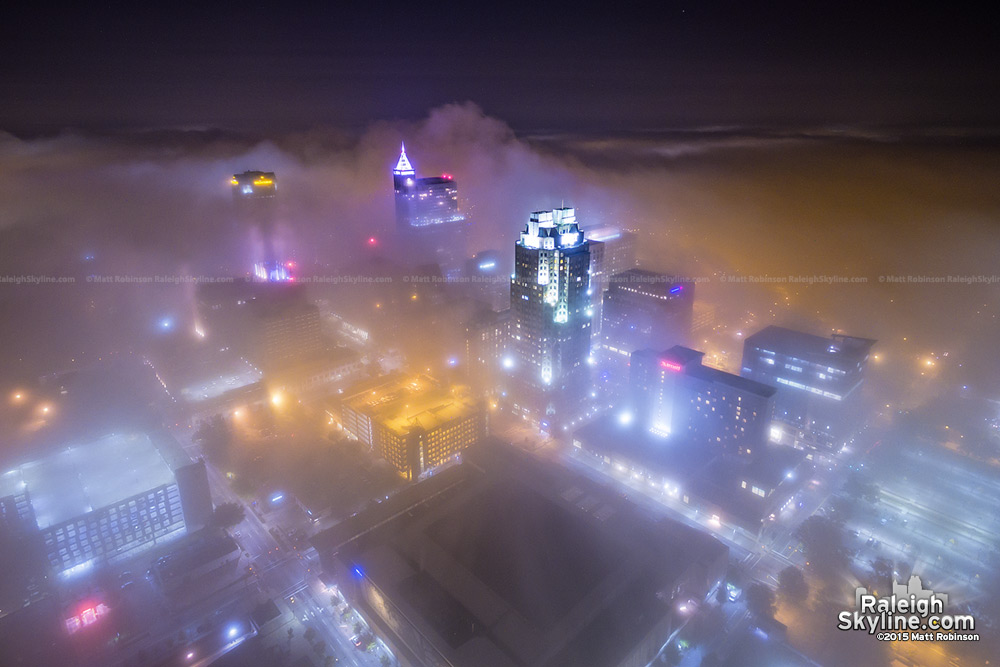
160 317 174 330
447 357 458 367
670 285 683 294
352 565 365 579
478 261 496 271
270 493 284 504
227 624 240 639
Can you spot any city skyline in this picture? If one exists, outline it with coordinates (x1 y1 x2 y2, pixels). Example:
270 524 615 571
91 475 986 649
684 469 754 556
0 5 998 667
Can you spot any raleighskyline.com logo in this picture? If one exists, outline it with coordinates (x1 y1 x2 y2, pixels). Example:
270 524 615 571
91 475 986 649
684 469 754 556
837 576 979 642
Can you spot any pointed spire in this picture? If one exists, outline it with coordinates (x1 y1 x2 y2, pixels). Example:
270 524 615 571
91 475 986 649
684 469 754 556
393 142 415 175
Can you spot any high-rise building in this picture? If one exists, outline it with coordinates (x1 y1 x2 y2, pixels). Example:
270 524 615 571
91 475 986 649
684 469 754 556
231 170 277 199
741 326 875 451
508 208 592 418
231 170 294 281
392 144 467 279
631 345 775 458
585 227 638 342
602 268 694 362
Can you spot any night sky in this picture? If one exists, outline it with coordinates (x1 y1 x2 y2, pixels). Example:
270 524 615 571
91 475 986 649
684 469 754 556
2 3 997 134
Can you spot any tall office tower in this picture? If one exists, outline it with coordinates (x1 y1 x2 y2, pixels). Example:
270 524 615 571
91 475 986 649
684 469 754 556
741 326 875 451
585 227 637 342
602 268 694 362
508 207 592 419
231 170 293 281
392 144 468 280
631 346 776 458
232 170 277 199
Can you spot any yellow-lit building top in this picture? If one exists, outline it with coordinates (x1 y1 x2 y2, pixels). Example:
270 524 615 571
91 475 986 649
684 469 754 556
350 376 477 435
342 375 485 480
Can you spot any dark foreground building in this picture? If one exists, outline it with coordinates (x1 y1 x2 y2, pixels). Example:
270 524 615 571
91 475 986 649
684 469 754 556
312 444 727 667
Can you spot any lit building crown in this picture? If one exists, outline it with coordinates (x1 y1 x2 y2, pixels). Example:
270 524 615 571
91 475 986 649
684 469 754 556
519 207 584 250
393 142 415 176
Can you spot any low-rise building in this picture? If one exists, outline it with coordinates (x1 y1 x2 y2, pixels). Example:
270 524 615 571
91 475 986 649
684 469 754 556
338 376 486 481
312 445 727 667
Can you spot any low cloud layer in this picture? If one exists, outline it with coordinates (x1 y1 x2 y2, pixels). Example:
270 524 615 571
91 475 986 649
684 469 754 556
1 103 998 396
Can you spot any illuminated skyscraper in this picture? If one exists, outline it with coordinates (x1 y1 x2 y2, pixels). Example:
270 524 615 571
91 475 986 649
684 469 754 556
231 170 277 199
391 144 467 279
508 207 592 418
231 170 294 281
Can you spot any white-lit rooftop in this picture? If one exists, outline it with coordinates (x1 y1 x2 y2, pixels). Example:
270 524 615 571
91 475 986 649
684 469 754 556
0 433 176 529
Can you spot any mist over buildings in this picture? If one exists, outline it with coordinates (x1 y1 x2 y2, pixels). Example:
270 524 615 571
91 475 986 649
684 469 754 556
2 104 998 403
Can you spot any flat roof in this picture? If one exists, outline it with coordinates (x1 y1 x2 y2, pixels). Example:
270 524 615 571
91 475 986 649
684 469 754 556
155 533 238 580
180 364 262 403
686 363 778 398
0 433 177 529
644 346 778 398
345 376 480 436
744 325 876 362
315 444 726 667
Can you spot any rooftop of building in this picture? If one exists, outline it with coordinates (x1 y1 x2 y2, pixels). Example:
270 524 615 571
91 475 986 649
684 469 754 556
264 346 360 378
247 285 315 318
153 532 239 581
343 375 481 436
313 444 726 667
648 346 778 399
233 170 275 179
586 226 633 243
574 415 809 527
0 433 178 529
607 268 691 298
176 356 263 404
744 326 876 362
416 176 456 186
